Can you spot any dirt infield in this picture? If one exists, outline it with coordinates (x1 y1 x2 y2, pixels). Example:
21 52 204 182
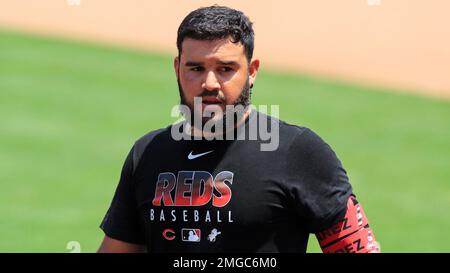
1 0 449 99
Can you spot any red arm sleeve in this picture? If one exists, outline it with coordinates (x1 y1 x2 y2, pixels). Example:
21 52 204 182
315 195 380 253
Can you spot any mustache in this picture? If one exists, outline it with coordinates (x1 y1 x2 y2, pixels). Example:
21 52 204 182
199 90 226 102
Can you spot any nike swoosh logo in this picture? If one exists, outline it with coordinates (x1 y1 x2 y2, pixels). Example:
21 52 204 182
188 150 214 160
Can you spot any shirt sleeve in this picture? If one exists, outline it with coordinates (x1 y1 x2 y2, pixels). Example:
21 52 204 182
99 146 145 244
286 127 353 233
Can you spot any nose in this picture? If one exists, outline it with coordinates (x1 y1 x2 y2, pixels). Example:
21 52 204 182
202 71 221 91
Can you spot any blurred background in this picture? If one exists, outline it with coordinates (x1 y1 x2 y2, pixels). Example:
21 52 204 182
0 0 449 252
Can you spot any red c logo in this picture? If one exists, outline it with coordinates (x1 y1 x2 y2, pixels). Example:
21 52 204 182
162 229 176 240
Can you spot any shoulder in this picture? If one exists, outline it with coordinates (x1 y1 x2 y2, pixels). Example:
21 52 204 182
134 127 169 153
131 126 171 173
289 126 333 156
272 117 342 172
253 111 332 154
254 111 309 143
273 116 325 150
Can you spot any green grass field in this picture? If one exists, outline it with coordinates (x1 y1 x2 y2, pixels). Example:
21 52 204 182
1 31 449 253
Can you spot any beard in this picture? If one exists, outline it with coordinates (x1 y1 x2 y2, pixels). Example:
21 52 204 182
177 76 252 130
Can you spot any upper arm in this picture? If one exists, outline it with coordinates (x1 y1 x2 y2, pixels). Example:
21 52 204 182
286 128 353 231
99 146 146 245
97 235 146 253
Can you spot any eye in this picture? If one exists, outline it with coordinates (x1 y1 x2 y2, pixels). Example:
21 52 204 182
219 66 233 72
190 66 204 72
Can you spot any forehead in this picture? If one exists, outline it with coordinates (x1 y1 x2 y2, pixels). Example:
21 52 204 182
180 38 245 62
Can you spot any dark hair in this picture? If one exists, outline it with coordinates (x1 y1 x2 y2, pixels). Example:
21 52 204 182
177 5 255 62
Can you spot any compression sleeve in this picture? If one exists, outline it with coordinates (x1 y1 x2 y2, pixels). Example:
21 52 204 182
315 195 380 253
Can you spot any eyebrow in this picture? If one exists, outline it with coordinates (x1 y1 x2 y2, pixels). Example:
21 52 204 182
185 61 203 67
217 60 239 66
184 60 239 66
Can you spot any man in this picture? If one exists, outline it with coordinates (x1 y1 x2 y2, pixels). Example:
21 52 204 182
98 5 379 253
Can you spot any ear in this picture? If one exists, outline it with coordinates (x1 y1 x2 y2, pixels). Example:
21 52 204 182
174 56 180 80
248 59 260 87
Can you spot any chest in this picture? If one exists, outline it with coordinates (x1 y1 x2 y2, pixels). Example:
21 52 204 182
134 139 294 223
132 140 307 252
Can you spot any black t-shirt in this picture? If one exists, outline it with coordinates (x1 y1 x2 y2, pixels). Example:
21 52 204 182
100 110 353 253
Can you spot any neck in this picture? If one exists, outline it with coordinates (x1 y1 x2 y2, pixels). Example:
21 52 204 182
190 107 253 139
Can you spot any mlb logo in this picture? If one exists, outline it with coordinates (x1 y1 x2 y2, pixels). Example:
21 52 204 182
182 229 201 242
